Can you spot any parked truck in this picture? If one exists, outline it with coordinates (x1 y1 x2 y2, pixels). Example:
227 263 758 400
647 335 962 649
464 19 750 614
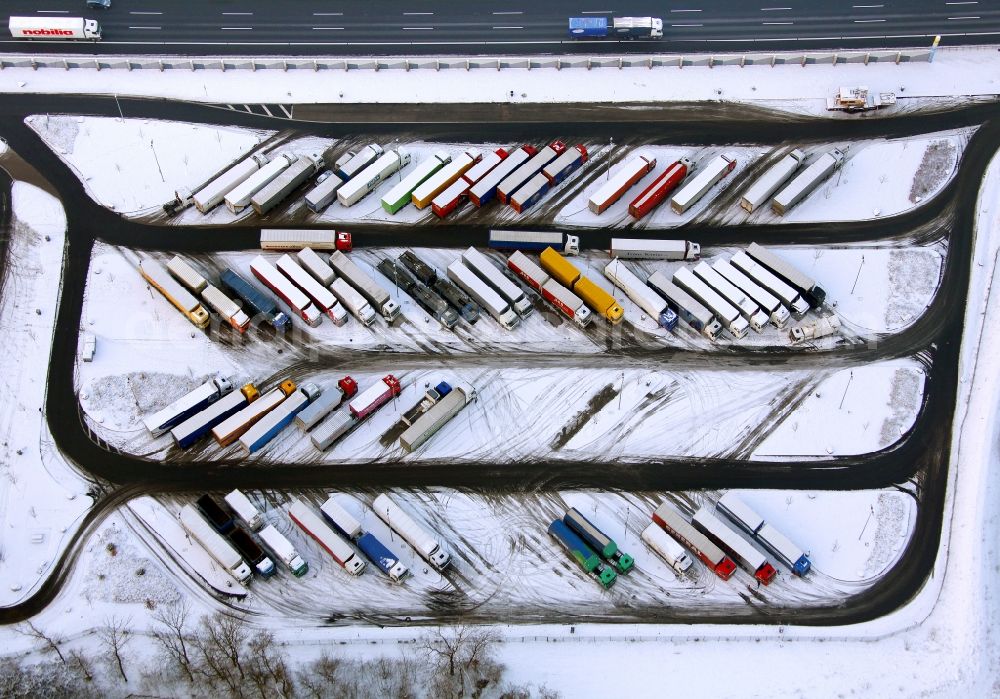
330 278 377 326
335 144 383 181
250 255 323 327
568 16 663 39
196 494 235 534
564 507 634 574
461 247 532 317
463 148 508 185
171 383 259 449
296 247 336 286
771 149 845 215
717 491 811 576
288 499 366 575
167 256 208 294
670 153 737 214
740 149 805 213
310 409 359 451
641 522 693 574
629 157 693 219
651 503 737 581
251 153 323 215
497 141 566 204
328 250 401 321
693 262 769 333
588 155 656 214
338 148 411 207
542 145 589 185
320 497 409 582
225 153 295 214
790 315 841 343
603 258 678 330
827 86 896 113
276 254 348 326
260 229 352 252
239 383 319 454
412 150 481 209
212 380 297 447
220 268 292 333
508 173 551 214
488 229 580 256
295 377 358 431
540 247 623 324
143 376 233 437
258 524 309 577
192 154 269 213
399 251 481 323
401 382 451 427
692 506 777 585
8 16 102 41
730 251 810 316
180 504 252 584
610 238 700 261
431 177 474 219
469 146 536 206
673 266 749 339
201 286 252 333
548 520 618 589
373 493 452 570
228 526 276 577
349 375 402 421
647 271 724 340
542 279 594 328
447 260 520 330
139 258 210 329
399 384 475 453
304 170 345 213
746 242 827 308
224 489 264 532
712 259 791 329
382 151 451 213
377 258 459 329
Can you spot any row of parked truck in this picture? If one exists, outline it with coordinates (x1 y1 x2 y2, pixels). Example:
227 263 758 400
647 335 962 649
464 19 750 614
179 490 453 586
550 492 812 590
142 370 475 456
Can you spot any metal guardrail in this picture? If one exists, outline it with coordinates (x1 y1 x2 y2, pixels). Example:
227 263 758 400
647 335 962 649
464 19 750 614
0 49 933 73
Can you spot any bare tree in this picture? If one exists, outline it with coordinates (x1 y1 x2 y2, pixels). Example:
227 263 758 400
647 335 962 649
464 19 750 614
151 600 195 682
68 649 94 683
245 631 294 699
16 621 65 664
98 616 132 683
297 653 346 699
190 612 251 697
419 625 502 699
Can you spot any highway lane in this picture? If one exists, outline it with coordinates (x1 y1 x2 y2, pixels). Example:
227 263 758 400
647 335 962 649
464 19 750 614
1 0 997 55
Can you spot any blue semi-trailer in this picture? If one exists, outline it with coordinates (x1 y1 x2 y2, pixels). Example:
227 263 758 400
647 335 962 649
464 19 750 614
568 16 663 39
239 383 320 454
548 519 617 589
220 268 292 333
171 383 260 449
563 507 634 574
320 497 409 581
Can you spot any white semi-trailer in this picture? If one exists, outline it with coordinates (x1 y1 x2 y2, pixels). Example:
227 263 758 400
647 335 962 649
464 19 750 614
673 267 750 339
602 258 678 330
304 171 345 213
276 254 348 326
647 271 723 340
730 251 810 316
225 154 295 214
740 149 805 213
330 278 377 326
382 151 451 214
258 525 309 577
373 494 452 571
670 153 737 214
771 149 845 215
746 242 827 307
328 251 401 321
641 522 693 574
712 259 791 329
288 500 366 575
251 153 323 215
192 154 269 214
224 490 264 532
179 504 252 584
250 255 323 327
8 16 102 41
337 148 411 207
693 262 769 333
609 238 700 261
447 261 519 330
461 247 532 317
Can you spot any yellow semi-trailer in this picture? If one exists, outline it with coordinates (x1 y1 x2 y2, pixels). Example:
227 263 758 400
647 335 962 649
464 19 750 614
411 150 481 209
574 277 624 325
139 259 210 329
539 247 582 289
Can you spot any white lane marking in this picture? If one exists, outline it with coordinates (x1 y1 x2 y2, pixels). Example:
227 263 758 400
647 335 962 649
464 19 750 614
760 6 792 10
129 26 162 30
853 18 887 22
220 27 254 30
403 12 434 15
671 8 702 12
312 27 345 30
671 23 704 26
581 10 614 14
222 12 253 15
36 10 70 13
947 15 981 19
130 11 164 15
946 1 978 4
763 21 794 24
493 11 524 14
493 26 524 29
313 12 344 15
402 26 434 30
852 4 884 7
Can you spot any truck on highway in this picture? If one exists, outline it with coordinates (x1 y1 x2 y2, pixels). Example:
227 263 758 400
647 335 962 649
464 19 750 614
328 251 401 321
670 153 737 214
497 141 566 204
740 149 805 213
212 380 297 447
588 155 656 214
180 504 252 584
447 260 520 330
196 494 235 534
224 489 264 531
377 258 459 329
258 524 309 577
201 285 252 333
335 144 383 181
171 383 259 449
400 384 475 453
295 377 358 431
747 242 827 308
712 259 790 329
609 238 700 261
790 315 841 343
771 148 845 215
548 519 618 589
461 247 533 317
8 16 102 41
540 247 623 324
603 258 678 330
469 146 536 206
628 157 692 219
651 502 737 580
225 153 295 214
251 153 323 215
730 251 810 316
382 151 450 214
220 268 292 333
673 266 749 339
310 409 359 451
260 229 353 252
692 506 777 585
412 150 481 209
143 376 233 437
330 278 377 326
192 154 268 213
693 262 769 333
647 271 723 340
349 375 402 421
139 258 210 329
542 145 588 185
640 522 693 574
288 499 366 575
488 229 580 256
296 247 336 286
250 255 323 327
373 493 452 570
338 148 411 207
276 254 348 326
717 492 811 576
320 497 409 582
563 508 634 574
399 251 480 323
568 16 663 39
304 170 344 213
228 526 276 577
239 383 319 454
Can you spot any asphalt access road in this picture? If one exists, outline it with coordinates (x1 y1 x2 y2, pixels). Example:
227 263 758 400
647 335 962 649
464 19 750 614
0 97 990 627
1 0 996 56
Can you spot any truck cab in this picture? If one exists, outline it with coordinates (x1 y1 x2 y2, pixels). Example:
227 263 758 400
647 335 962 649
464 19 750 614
87 0 111 7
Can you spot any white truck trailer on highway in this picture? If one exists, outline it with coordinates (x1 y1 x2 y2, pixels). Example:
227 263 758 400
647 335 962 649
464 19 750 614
461 247 532 317
373 494 452 570
712 259 791 329
225 154 295 214
179 504 252 584
192 154 269 214
251 153 323 215
447 261 519 330
747 242 827 307
328 251 401 321
670 153 737 214
647 271 723 340
730 251 810 316
693 262 769 333
739 149 805 213
673 267 750 339
771 148 845 215
609 238 700 261
337 148 411 207
8 16 102 41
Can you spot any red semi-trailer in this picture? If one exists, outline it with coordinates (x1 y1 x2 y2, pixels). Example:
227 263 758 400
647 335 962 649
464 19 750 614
652 502 737 581
628 157 693 219
348 375 402 420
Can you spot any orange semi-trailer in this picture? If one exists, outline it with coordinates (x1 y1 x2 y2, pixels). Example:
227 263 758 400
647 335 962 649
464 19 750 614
539 247 623 324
